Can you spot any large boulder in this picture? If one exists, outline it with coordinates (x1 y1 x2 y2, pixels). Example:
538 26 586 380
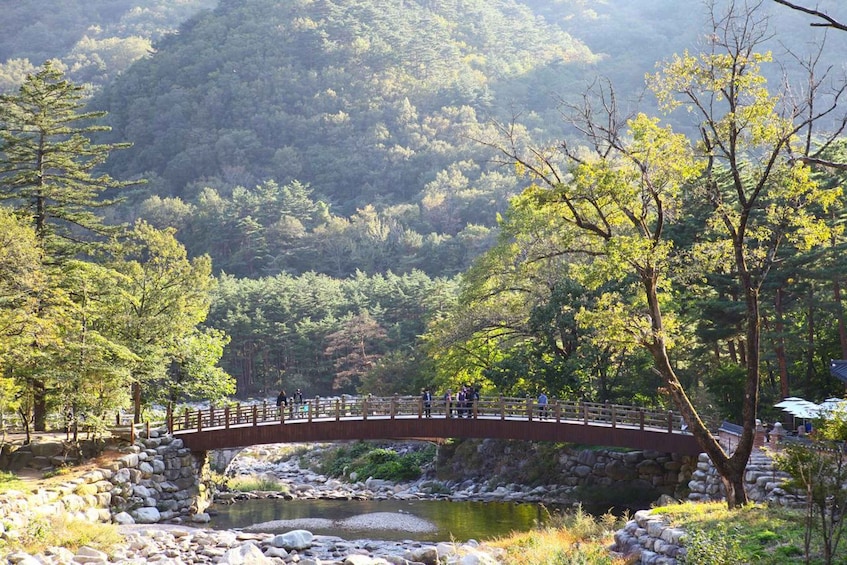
270 529 313 551
131 506 161 524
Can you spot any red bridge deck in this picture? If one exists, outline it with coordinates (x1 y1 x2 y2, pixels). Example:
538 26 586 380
169 396 703 455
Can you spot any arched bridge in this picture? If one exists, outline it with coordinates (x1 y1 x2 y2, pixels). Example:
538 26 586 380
168 396 702 456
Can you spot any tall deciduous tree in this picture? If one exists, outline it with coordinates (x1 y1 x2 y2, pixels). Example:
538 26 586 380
0 208 41 433
486 2 842 507
109 220 220 422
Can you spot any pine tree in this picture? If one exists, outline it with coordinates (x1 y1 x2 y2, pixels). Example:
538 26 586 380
0 61 135 431
0 60 135 260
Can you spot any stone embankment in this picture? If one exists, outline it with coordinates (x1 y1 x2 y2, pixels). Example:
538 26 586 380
0 433 504 564
687 450 799 507
613 445 798 564
0 431 209 529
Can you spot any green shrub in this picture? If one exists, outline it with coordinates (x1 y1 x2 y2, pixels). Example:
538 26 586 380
317 442 436 482
680 526 745 565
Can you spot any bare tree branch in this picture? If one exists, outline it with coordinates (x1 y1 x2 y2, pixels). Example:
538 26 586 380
774 0 847 32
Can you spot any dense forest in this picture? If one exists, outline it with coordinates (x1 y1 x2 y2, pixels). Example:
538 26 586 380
1 0 847 465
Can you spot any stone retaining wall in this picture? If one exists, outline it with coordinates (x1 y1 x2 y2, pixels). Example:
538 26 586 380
686 450 799 507
0 428 211 541
614 509 686 565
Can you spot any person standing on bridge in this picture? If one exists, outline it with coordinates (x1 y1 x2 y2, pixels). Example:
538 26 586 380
537 392 548 419
293 388 304 417
276 390 288 408
422 388 433 417
443 389 453 418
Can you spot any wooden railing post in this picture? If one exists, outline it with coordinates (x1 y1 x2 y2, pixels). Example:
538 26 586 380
527 397 533 421
639 408 645 430
555 401 561 423
145 421 150 438
166 403 173 433
130 423 135 444
262 401 267 422
335 399 341 421
184 408 190 430
667 411 674 433
363 397 368 420
209 405 215 428
391 396 397 419
253 405 258 426
583 401 588 425
196 410 203 432
224 405 230 429
309 397 317 422
611 404 617 429
500 396 505 420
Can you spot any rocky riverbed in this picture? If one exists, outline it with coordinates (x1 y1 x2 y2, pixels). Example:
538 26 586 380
4 443 508 565
218 443 584 506
5 524 502 564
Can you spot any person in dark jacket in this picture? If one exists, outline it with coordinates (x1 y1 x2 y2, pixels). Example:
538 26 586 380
422 388 433 417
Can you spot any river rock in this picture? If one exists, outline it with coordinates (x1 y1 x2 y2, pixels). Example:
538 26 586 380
271 529 314 550
131 507 161 523
71 546 109 564
221 541 272 564
406 546 439 564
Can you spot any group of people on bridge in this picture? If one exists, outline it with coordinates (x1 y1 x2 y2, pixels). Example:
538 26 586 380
421 384 483 418
271 386 554 420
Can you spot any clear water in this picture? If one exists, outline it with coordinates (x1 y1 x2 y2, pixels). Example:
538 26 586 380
207 498 559 542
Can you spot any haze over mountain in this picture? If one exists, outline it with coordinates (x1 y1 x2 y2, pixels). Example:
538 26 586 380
3 0 845 279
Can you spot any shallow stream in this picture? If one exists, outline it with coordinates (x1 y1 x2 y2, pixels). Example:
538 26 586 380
207 498 559 542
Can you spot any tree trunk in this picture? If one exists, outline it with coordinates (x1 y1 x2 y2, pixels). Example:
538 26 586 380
133 381 142 424
33 379 46 432
805 285 816 399
835 279 847 359
774 288 789 399
727 339 738 364
641 270 749 507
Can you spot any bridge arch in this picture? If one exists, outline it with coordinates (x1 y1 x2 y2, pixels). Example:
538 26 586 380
170 396 701 456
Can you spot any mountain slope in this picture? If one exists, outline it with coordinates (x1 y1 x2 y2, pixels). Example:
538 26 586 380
94 0 599 211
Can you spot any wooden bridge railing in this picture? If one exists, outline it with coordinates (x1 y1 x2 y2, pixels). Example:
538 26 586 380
168 396 683 435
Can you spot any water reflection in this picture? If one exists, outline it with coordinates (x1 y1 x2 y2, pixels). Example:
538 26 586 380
208 499 555 542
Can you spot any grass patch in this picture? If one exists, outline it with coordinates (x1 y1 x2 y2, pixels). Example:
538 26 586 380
651 501 828 564
225 475 288 493
0 470 26 493
489 505 626 565
8 514 123 555
42 466 73 480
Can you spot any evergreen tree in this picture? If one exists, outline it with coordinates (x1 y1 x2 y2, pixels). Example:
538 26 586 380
0 60 135 260
0 62 137 430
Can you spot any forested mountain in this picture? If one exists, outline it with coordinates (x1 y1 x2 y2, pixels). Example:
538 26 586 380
94 0 597 207
0 0 216 92
3 0 847 414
